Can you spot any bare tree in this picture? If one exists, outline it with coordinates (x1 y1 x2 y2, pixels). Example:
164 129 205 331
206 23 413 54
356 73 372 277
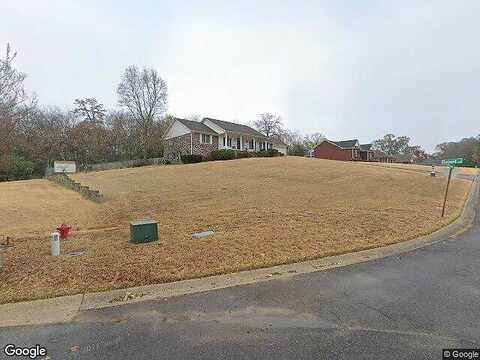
73 98 106 123
16 106 75 167
0 44 27 116
117 65 168 158
70 120 109 165
303 132 325 152
105 110 140 160
254 113 284 138
0 43 32 175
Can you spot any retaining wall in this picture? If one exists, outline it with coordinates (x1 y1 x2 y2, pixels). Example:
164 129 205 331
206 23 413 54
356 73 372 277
47 174 104 202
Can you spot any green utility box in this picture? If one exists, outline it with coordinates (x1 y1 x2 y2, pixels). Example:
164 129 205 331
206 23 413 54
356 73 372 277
130 220 159 244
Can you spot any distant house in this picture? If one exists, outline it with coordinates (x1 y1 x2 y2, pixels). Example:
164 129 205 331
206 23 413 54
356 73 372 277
163 117 287 159
312 139 374 161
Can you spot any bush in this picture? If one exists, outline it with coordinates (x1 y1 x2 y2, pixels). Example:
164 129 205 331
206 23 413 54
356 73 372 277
210 149 236 160
181 154 203 164
253 149 282 157
236 151 251 159
131 159 148 168
0 155 35 180
265 149 282 157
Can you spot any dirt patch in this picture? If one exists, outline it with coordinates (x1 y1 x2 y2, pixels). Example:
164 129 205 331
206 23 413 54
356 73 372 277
0 157 471 303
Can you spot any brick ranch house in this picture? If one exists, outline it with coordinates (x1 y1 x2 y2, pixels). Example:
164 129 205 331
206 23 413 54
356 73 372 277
313 139 375 161
164 117 287 159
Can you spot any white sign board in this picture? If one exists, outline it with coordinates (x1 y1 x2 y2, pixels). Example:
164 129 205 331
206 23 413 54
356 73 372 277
54 161 76 174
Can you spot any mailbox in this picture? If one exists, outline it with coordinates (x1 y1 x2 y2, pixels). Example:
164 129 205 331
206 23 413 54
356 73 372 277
130 220 158 244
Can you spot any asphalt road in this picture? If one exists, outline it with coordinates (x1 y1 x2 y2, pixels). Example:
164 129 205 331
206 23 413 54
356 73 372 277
1 200 479 360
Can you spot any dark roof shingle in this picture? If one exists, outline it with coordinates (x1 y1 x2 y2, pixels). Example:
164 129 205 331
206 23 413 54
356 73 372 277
176 118 218 134
360 143 372 151
203 118 266 137
332 139 359 148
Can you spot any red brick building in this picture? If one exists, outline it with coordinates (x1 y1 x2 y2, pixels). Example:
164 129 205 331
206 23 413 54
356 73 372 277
313 139 374 161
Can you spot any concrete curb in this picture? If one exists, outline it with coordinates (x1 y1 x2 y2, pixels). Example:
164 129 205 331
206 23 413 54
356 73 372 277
1 173 478 328
0 294 83 327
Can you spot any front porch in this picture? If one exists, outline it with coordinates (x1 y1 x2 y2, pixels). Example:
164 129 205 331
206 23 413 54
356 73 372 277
218 133 273 152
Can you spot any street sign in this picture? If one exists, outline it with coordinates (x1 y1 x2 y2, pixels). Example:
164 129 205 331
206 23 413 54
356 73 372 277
441 158 463 167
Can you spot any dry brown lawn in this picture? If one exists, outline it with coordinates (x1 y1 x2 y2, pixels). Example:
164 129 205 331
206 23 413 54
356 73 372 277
0 157 472 303
367 162 478 176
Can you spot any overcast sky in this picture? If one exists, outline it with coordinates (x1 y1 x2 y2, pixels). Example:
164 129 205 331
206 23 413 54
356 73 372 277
1 0 478 151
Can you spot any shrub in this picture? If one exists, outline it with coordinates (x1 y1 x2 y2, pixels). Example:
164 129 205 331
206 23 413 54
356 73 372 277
266 149 282 157
236 151 251 159
253 149 282 157
181 154 203 164
131 159 148 167
1 155 35 180
210 149 236 160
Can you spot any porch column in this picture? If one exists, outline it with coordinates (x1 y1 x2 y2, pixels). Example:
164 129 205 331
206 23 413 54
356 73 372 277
225 133 228 149
253 138 256 151
240 135 243 150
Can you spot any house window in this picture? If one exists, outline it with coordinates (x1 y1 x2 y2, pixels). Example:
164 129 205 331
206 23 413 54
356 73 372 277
236 138 241 149
249 139 254 149
227 138 232 147
223 137 225 146
201 134 211 144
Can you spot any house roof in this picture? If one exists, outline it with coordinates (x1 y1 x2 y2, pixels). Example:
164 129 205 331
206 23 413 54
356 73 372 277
360 143 373 151
176 118 218 134
203 117 266 138
331 139 359 149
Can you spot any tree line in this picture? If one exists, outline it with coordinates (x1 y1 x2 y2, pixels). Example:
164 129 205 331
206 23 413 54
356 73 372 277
1 43 478 180
0 44 171 180
434 137 480 166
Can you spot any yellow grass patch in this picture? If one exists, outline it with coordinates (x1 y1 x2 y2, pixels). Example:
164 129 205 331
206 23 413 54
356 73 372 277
0 157 472 303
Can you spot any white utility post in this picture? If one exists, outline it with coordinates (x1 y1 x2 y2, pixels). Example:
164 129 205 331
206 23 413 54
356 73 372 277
51 232 60 256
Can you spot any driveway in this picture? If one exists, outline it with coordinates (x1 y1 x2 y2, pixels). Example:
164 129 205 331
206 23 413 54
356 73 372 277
1 198 479 359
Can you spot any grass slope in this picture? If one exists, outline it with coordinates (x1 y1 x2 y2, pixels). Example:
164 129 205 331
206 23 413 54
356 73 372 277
0 157 471 303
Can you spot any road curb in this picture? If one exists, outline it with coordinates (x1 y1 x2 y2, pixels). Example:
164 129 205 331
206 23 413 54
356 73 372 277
1 173 478 327
0 294 83 328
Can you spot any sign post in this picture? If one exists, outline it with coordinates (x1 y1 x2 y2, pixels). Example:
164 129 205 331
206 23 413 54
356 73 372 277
440 158 463 217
